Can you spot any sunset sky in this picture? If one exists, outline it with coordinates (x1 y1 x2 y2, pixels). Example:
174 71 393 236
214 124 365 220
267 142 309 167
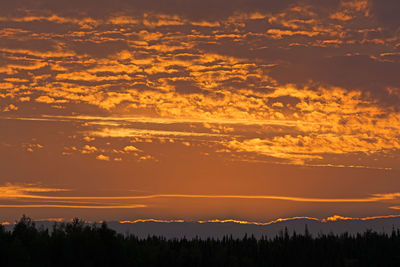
0 0 400 223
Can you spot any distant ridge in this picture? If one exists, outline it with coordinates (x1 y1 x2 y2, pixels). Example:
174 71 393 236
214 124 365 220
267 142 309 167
3 215 400 239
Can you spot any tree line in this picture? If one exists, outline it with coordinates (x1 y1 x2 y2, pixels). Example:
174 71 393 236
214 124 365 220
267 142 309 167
0 215 399 266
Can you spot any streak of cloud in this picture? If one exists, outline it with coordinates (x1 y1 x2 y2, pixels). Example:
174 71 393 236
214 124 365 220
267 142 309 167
0 204 146 209
1 184 399 204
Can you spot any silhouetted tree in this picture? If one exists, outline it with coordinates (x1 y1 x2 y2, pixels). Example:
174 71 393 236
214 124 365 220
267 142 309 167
0 215 399 266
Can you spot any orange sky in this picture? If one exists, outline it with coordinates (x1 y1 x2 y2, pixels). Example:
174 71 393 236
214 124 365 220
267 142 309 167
0 0 400 222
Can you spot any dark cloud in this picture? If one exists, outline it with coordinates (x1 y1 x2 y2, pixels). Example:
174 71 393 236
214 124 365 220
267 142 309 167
0 21 79 34
68 41 130 58
0 0 399 108
371 0 400 30
0 0 340 20
0 38 56 52
270 54 400 106
169 80 204 94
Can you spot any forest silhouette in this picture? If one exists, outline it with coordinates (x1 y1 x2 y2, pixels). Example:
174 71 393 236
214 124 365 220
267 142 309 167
1 215 400 266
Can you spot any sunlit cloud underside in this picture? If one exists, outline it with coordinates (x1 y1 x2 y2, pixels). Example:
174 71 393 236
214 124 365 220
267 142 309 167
0 0 400 221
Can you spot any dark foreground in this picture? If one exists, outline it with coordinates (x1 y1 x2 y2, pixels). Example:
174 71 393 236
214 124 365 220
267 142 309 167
1 216 400 267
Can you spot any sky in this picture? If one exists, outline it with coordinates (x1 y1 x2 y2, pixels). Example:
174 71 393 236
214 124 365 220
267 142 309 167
0 0 400 223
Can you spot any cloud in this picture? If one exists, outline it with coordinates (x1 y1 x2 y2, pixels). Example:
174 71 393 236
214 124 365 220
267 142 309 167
2 104 18 112
197 217 320 226
198 214 400 225
370 0 400 29
83 136 95 142
0 183 147 209
23 143 44 152
0 0 302 20
323 214 400 222
88 127 227 138
96 154 110 161
0 183 69 199
120 219 185 223
19 96 30 102
0 204 146 209
226 133 400 164
1 183 399 203
0 0 400 223
81 145 98 154
2 182 400 220
123 145 141 152
35 96 68 104
4 78 400 169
